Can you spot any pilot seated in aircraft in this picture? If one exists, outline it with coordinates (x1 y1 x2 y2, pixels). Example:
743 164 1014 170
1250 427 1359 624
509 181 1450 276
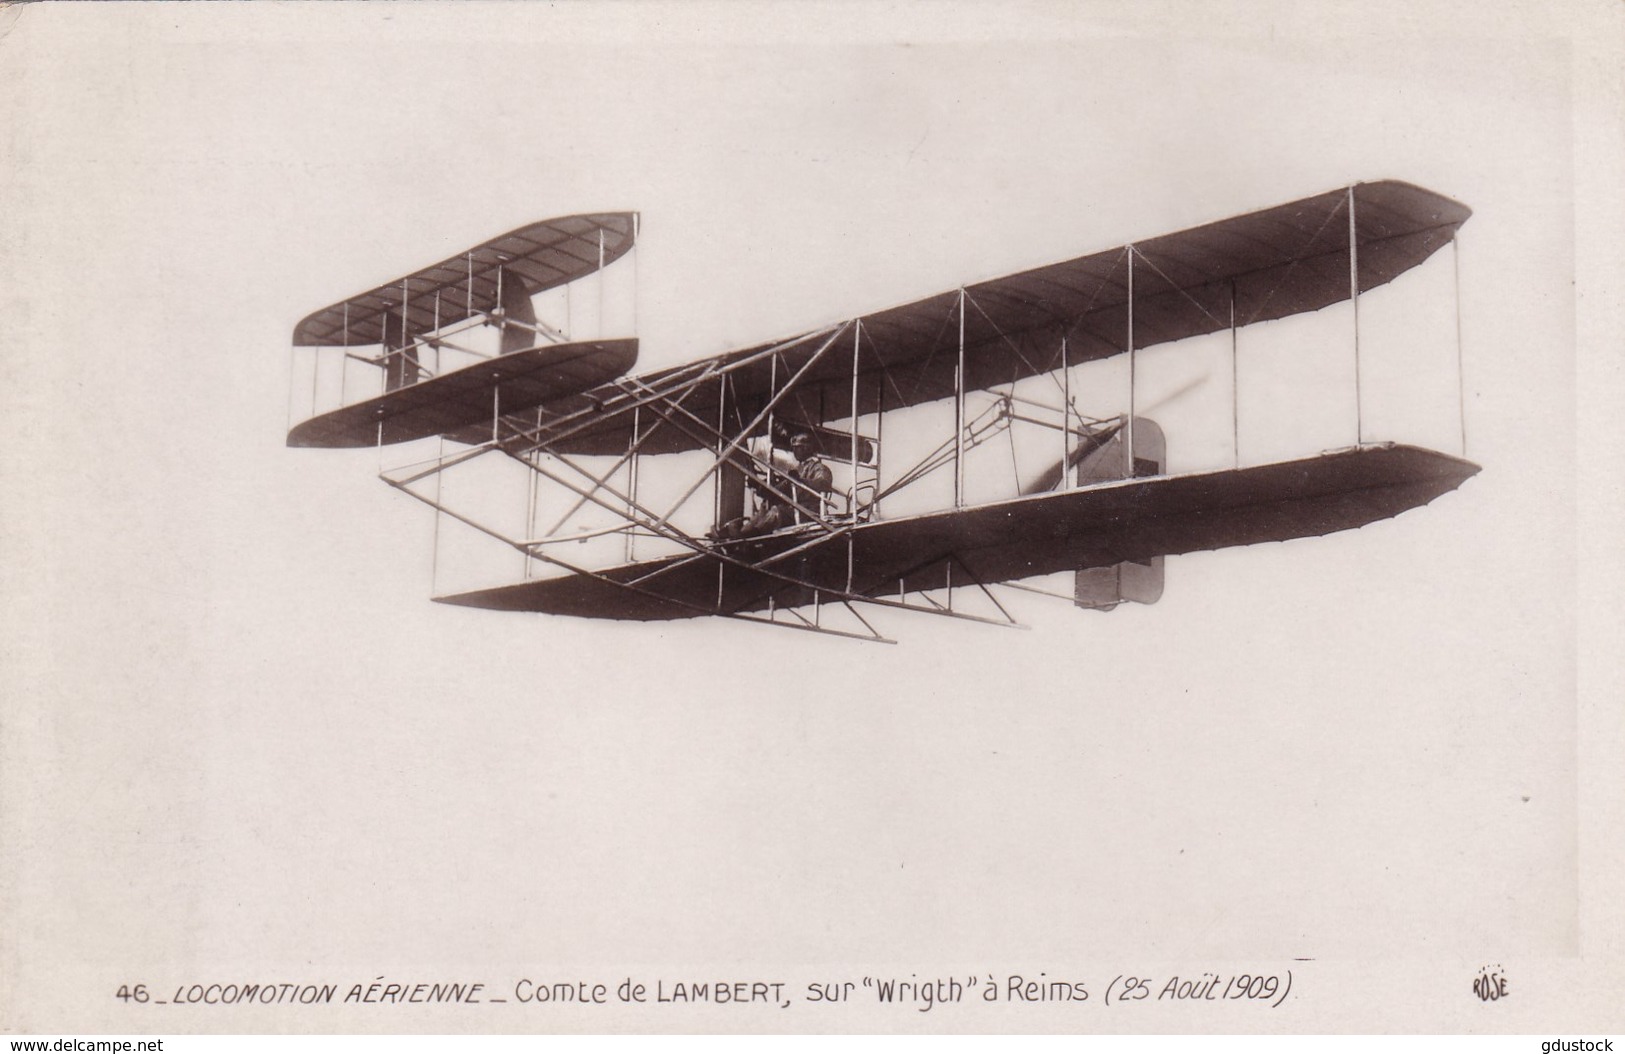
709 433 833 541
781 432 835 522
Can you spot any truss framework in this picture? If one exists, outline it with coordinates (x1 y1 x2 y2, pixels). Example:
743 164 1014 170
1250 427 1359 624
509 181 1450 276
379 298 1112 640
378 267 1207 640
360 187 1470 642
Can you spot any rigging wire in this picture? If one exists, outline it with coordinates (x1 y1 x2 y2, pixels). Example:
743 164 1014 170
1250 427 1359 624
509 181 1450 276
900 296 965 407
1060 246 1131 346
1241 196 1346 328
1129 247 1229 332
962 289 1069 403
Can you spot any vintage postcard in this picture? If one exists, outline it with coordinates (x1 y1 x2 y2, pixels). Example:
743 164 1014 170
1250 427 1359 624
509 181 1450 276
2 0 1620 1037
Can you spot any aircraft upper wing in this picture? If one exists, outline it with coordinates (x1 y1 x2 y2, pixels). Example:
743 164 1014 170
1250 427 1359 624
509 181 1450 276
515 181 1470 456
291 212 637 347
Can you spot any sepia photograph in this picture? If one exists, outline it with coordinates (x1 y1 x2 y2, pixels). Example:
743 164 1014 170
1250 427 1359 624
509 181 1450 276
2 0 1620 1039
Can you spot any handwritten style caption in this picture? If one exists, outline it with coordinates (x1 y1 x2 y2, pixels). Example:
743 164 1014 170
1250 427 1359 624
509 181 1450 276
114 971 1294 1013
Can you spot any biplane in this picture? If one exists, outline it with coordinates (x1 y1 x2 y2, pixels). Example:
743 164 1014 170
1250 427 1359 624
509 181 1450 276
287 182 1478 643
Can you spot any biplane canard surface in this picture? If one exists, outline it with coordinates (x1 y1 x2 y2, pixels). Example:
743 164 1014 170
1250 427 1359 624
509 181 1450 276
287 183 1478 642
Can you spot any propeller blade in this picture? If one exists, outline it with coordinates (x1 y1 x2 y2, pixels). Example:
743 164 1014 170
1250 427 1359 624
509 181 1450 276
1139 373 1208 416
1020 374 1208 495
1021 421 1122 495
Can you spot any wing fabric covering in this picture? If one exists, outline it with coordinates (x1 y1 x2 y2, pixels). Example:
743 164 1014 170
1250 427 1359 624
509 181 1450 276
291 213 636 348
286 339 639 448
531 181 1468 456
438 444 1478 620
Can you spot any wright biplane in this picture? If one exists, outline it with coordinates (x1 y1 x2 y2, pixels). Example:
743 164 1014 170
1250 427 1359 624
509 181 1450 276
287 182 1478 642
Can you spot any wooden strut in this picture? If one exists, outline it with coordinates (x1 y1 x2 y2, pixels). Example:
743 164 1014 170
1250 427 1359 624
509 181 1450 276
625 404 641 563
649 321 851 529
855 550 1026 630
483 313 568 346
608 375 847 538
286 341 305 434
387 342 1029 542
1004 388 1112 426
955 289 966 507
996 579 1077 603
848 321 861 592
1127 245 1136 473
1002 410 1116 440
390 461 902 642
383 467 761 621
524 427 538 580
1452 229 1467 457
377 358 737 502
959 294 1114 494
432 434 444 592
508 442 857 594
961 289 1077 406
872 399 1012 504
405 288 1054 511
358 192 1473 644
529 451 864 594
1231 279 1240 469
1061 334 1070 489
766 351 778 515
370 247 574 367
391 429 1026 637
376 298 1093 638
495 323 843 458
372 360 725 497
509 360 725 456
339 301 349 405
310 320 322 414
753 584 891 642
402 277 410 356
599 382 828 540
688 523 842 584
737 592 895 642
348 304 512 397
329 225 640 402
428 490 877 640
1349 184 1363 445
519 314 1102 532
359 335 480 381
715 373 726 609
1113 244 1246 459
874 369 885 519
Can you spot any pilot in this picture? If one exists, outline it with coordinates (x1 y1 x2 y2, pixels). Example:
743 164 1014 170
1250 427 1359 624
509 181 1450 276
709 432 834 541
782 432 834 523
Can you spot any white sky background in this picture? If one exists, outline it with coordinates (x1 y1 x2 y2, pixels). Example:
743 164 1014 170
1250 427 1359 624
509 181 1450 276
2 0 1621 1034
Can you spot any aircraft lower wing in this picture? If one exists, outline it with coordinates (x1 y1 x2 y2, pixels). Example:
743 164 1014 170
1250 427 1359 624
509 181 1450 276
435 443 1478 620
287 339 638 448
